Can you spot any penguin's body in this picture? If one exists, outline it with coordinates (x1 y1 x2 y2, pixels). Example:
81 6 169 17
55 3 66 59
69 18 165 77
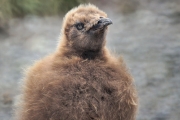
16 4 138 120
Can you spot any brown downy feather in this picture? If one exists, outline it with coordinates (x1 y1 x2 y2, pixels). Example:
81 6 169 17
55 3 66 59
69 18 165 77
15 4 138 120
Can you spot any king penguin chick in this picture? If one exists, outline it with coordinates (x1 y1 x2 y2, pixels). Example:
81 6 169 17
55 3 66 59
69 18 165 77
16 4 138 120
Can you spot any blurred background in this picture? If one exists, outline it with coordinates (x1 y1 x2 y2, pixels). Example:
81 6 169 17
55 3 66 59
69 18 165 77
0 0 180 120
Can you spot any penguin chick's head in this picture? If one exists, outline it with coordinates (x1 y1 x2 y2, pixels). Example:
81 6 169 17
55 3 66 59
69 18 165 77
61 4 112 52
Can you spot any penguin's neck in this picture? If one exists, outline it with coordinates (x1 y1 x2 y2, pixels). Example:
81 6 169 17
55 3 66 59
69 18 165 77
59 46 107 60
57 36 108 60
81 49 101 60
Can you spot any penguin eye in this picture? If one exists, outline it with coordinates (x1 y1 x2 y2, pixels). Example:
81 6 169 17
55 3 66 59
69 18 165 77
76 23 84 30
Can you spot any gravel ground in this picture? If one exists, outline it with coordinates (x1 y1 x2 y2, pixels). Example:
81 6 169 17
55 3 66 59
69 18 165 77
0 1 180 120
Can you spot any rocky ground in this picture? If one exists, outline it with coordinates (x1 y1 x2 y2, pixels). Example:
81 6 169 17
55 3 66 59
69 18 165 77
0 1 180 120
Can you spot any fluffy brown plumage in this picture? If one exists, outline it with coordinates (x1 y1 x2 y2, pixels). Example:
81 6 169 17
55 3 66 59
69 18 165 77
15 4 138 120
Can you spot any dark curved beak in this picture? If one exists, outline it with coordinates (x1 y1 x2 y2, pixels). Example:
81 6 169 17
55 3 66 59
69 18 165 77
90 18 113 31
98 18 113 26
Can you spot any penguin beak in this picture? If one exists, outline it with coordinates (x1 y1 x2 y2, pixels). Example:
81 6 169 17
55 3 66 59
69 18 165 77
98 18 113 26
90 18 113 31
